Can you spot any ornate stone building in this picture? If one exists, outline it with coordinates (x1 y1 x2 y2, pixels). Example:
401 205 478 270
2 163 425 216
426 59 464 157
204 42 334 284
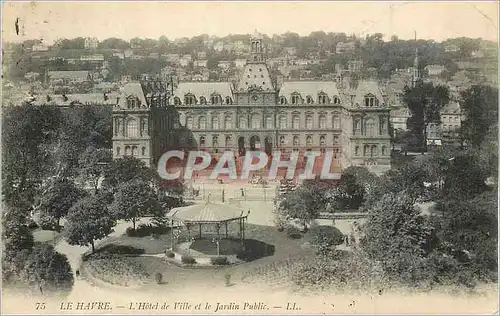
112 32 392 174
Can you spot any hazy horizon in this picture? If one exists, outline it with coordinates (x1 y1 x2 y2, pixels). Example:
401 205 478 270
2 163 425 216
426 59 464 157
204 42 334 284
2 1 498 45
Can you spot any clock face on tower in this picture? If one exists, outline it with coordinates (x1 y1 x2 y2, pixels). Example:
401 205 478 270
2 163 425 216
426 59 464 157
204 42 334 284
252 95 258 101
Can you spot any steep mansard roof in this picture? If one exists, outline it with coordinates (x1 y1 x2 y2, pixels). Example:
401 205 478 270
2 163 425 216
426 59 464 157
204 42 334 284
351 80 387 107
279 81 342 103
172 82 234 103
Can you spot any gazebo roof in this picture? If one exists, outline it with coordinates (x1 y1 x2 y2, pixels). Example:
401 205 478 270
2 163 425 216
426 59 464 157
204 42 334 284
169 202 249 223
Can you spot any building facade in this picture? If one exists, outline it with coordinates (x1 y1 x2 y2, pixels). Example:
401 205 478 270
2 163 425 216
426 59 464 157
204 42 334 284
112 33 392 174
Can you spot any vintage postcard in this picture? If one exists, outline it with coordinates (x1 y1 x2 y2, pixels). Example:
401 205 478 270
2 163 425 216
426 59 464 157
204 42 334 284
1 1 499 314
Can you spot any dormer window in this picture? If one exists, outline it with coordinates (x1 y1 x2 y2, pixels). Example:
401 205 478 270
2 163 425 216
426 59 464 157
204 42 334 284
333 96 340 104
225 96 232 105
318 93 328 104
364 95 376 107
127 97 137 108
306 96 314 104
174 97 181 106
279 96 287 104
185 94 195 105
200 96 207 105
291 93 301 105
211 94 221 105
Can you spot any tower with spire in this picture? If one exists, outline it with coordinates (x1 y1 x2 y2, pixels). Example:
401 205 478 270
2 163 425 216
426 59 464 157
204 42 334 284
412 31 420 87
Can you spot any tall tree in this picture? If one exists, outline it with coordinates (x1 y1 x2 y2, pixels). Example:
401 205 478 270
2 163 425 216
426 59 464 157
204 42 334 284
403 82 450 151
460 85 499 149
36 179 85 230
278 186 320 229
78 146 112 194
433 190 497 279
110 179 159 229
64 195 115 252
361 192 433 282
20 244 74 295
102 156 154 193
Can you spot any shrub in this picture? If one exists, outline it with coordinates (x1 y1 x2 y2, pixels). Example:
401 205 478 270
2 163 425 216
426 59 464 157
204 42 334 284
210 256 229 265
308 225 344 255
135 224 151 237
125 227 136 237
181 255 196 265
155 272 163 284
165 250 175 258
284 225 302 239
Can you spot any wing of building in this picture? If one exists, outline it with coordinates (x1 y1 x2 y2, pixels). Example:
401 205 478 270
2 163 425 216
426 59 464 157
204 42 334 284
112 32 392 174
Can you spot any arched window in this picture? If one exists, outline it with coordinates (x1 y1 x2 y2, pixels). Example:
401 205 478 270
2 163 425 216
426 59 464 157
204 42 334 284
333 96 340 104
225 136 232 147
174 97 181 105
186 116 193 129
213 135 219 147
225 96 232 105
306 115 313 129
141 147 146 156
211 94 221 104
379 117 386 134
265 116 273 128
332 115 341 129
364 119 375 137
127 118 137 137
279 136 286 146
306 135 313 146
200 136 206 147
306 96 314 104
212 117 220 129
116 119 123 136
199 96 207 105
198 116 206 129
292 115 300 129
353 118 361 134
371 145 377 156
293 136 299 146
364 96 376 107
318 93 328 104
291 93 301 104
125 146 131 156
127 97 136 108
224 115 232 129
279 96 287 104
239 116 248 129
251 114 261 129
131 146 138 157
320 135 326 146
363 145 369 156
319 115 326 129
116 147 121 156
381 146 387 156
333 135 339 144
279 115 287 129
355 146 360 156
185 94 195 105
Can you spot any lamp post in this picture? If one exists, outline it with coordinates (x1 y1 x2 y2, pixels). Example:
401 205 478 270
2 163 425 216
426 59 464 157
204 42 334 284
212 237 220 256
188 237 195 255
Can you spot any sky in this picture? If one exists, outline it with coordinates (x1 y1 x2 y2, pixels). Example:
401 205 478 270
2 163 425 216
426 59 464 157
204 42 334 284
2 1 499 44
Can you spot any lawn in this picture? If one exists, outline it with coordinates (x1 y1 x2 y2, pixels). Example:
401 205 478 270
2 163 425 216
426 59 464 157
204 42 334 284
32 229 61 244
85 222 315 289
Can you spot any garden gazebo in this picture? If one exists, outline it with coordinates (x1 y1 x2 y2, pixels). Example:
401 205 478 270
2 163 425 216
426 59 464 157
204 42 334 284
169 201 250 243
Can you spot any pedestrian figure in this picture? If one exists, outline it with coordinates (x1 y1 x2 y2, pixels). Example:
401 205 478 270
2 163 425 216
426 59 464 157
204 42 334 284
76 269 80 277
241 188 245 197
